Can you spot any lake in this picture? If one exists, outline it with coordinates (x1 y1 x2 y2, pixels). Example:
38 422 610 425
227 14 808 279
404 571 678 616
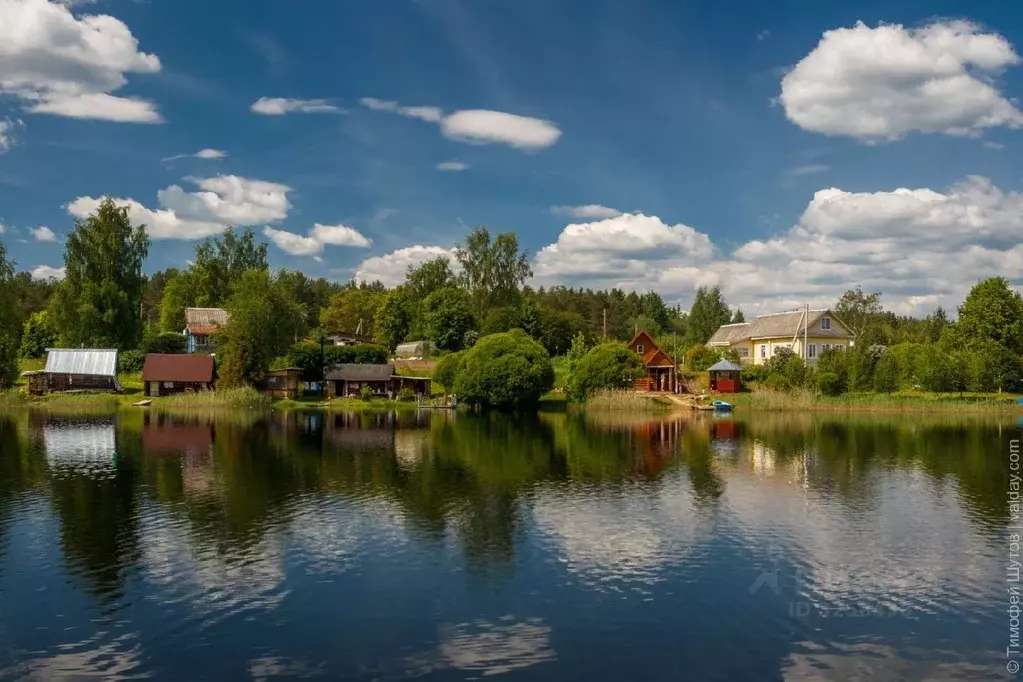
0 409 1016 681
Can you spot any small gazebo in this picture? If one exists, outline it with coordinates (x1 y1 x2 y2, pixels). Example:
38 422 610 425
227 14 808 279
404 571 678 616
708 360 742 393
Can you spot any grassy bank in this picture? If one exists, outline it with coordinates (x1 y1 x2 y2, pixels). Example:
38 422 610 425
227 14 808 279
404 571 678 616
579 389 675 412
732 387 1023 412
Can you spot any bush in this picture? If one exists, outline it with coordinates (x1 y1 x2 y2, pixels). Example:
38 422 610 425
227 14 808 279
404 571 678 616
873 352 899 394
434 351 466 392
397 387 416 402
323 343 388 366
143 332 187 355
685 344 720 371
360 385 374 401
289 341 324 382
816 371 844 397
453 329 555 410
119 350 146 373
567 342 644 402
763 374 791 391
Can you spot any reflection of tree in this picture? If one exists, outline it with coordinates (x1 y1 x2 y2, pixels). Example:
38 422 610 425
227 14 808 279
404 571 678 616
0 415 48 572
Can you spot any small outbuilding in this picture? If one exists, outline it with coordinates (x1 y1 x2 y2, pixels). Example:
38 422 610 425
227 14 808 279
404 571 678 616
708 360 742 393
325 363 395 399
391 374 432 399
395 341 433 359
142 354 215 397
26 349 122 395
184 307 228 353
325 331 374 347
260 368 303 400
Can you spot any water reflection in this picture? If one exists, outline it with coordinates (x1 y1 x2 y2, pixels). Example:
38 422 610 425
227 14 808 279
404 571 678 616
0 409 1013 680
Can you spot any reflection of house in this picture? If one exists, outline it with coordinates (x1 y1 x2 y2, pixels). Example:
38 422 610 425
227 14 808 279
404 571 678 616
184 308 228 353
25 349 122 395
324 412 396 451
142 354 215 396
259 368 302 399
43 422 117 474
627 331 677 392
142 420 213 456
708 308 854 365
325 364 395 398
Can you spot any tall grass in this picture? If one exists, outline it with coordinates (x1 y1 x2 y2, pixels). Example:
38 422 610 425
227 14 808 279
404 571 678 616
732 386 1022 412
158 387 271 411
0 390 29 408
581 389 673 412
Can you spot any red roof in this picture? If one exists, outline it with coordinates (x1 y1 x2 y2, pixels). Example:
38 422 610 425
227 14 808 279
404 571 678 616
142 354 215 383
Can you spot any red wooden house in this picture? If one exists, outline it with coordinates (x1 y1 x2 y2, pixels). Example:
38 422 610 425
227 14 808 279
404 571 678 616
627 330 677 392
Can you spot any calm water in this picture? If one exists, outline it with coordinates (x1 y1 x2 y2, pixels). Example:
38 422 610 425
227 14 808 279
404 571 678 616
0 409 1016 681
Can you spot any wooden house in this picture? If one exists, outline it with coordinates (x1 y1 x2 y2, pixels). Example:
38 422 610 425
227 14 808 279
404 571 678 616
142 354 215 396
627 331 677 393
707 308 854 365
24 349 122 395
392 374 432 398
184 308 228 353
707 360 742 393
260 368 303 400
325 363 395 398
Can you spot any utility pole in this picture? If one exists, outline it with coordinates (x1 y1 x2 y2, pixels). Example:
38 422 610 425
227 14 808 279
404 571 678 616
602 308 607 340
804 302 809 360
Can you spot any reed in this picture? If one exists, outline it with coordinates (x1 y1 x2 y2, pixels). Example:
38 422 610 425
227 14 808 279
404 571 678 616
157 387 271 411
731 386 1022 412
581 389 673 412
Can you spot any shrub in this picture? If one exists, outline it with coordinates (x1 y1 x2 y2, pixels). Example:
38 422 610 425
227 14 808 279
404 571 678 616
565 331 591 373
764 374 791 391
323 343 388 366
119 350 146 373
816 371 844 397
567 342 644 402
685 344 719 371
434 351 466 392
873 352 899 394
453 329 555 410
397 387 416 402
360 385 374 401
143 332 187 355
289 341 324 382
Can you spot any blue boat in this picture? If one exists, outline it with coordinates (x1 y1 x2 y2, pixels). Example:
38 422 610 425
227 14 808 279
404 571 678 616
711 400 733 412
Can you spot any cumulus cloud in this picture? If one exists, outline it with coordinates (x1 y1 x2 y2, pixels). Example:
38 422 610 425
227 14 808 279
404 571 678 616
263 223 371 257
780 21 1023 141
30 226 57 242
0 119 24 152
0 0 162 123
436 161 469 172
250 97 341 115
67 175 292 240
354 245 457 286
533 177 1023 315
162 148 227 163
360 96 561 150
31 265 66 280
551 204 621 220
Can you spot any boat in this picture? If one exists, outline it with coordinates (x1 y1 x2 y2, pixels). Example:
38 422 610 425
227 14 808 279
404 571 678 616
711 400 733 412
132 400 152 407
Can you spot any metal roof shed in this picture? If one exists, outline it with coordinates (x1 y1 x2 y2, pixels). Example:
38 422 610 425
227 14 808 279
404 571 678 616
42 349 123 393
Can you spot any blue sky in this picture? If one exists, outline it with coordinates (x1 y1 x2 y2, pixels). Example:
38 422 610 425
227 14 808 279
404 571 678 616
2 0 1023 315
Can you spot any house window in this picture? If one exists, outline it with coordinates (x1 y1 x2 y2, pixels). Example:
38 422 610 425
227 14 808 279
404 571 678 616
760 344 767 359
835 344 844 351
636 344 645 354
820 317 832 330
739 347 749 358
822 343 831 352
807 343 817 359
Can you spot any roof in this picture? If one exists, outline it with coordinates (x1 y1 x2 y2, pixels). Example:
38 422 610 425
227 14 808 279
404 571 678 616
325 363 395 382
707 309 853 345
142 354 214 383
45 349 118 377
185 308 229 334
326 331 374 344
628 330 675 367
708 360 743 372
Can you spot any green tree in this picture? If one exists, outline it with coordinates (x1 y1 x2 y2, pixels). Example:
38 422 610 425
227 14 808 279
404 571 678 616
374 286 416 349
158 271 196 333
407 257 456 299
952 277 1023 354
49 198 149 349
873 352 899 394
19 310 56 359
482 306 523 336
731 309 746 324
434 351 466 393
684 286 732 346
565 331 591 373
191 228 268 307
835 286 883 343
320 286 385 337
456 227 532 315
423 287 476 352
0 242 19 387
141 332 187 355
454 330 555 409
567 342 644 402
218 270 305 387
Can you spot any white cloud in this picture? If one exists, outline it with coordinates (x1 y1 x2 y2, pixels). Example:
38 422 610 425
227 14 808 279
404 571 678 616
360 96 562 150
67 175 292 240
533 176 1023 315
263 222 371 257
354 245 457 286
757 29 771 42
31 265 65 280
441 110 561 149
436 161 469 172
162 148 227 163
0 0 161 123
251 97 341 115
0 222 5 234
0 119 23 152
786 164 830 176
983 141 1004 150
780 20 1023 141
30 226 57 242
551 204 621 220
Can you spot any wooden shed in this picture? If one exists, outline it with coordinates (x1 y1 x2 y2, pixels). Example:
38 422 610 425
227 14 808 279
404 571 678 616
260 368 303 400
325 364 395 399
142 354 215 396
708 360 742 393
26 349 122 395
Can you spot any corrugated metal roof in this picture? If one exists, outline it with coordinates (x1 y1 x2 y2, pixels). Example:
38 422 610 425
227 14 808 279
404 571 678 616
45 349 119 377
325 363 395 382
185 308 229 330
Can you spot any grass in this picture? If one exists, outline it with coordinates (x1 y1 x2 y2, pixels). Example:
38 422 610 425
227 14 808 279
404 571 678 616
732 385 1023 413
580 389 674 412
157 387 271 411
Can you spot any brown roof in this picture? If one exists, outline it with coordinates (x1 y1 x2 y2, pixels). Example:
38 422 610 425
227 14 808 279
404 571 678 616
325 363 394 382
142 354 215 383
185 308 229 334
708 309 854 345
